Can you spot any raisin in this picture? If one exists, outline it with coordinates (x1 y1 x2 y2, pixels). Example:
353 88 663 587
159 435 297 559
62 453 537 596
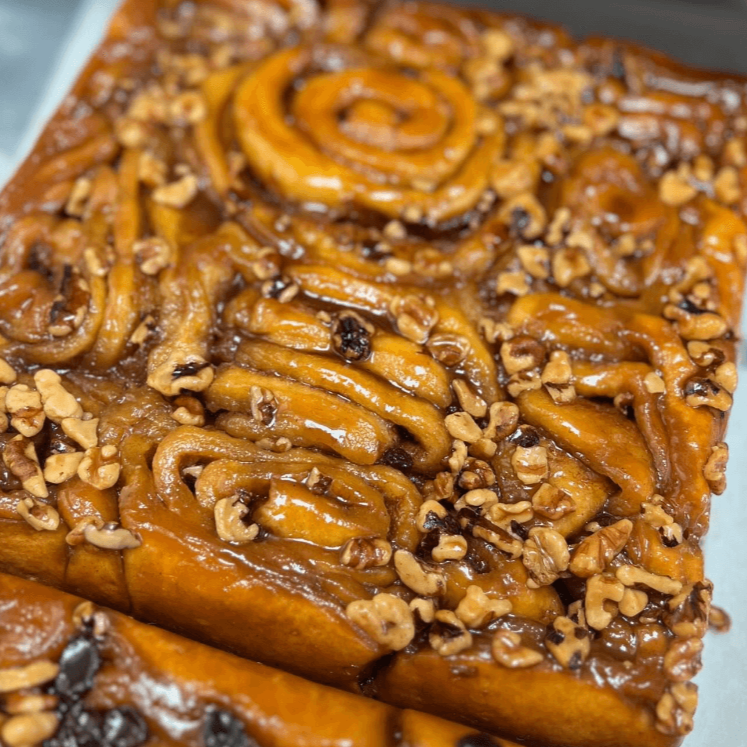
380 446 413 472
332 312 373 362
45 703 103 747
101 707 149 747
53 633 101 700
203 708 257 747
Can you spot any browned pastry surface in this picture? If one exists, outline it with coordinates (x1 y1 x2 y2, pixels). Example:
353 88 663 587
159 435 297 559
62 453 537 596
0 572 518 747
0 1 745 746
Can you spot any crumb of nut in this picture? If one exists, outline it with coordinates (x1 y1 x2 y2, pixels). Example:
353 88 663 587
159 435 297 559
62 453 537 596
643 371 666 394
249 386 277 425
664 304 728 341
703 442 728 494
152 173 199 208
77 445 121 490
713 361 737 394
655 682 698 736
532 483 575 520
346 593 415 650
492 629 544 668
552 246 591 287
458 457 496 490
429 610 473 657
663 637 703 683
72 600 110 637
483 500 532 530
479 318 514 344
0 358 16 385
452 380 487 418
1 710 59 747
619 588 648 617
693 154 715 182
659 170 697 206
169 91 207 126
4 436 47 498
517 245 550 279
641 502 683 545
683 376 732 411
417 500 448 532
171 395 205 426
545 615 590 670
522 527 569 587
469 437 498 459
135 237 173 275
665 581 712 639
83 521 142 550
61 417 99 450
455 585 511 628
383 220 407 241
498 193 547 239
448 440 468 473
495 270 530 297
713 166 741 205
541 350 575 404
482 27 514 60
615 564 683 596
568 519 633 578
65 177 92 217
138 151 167 187
410 597 436 624
33 369 83 423
214 496 259 544
15 496 60 532
445 412 483 443
426 333 471 367
43 452 85 485
6 384 45 437
507 370 542 397
709 605 731 633
482 401 519 440
500 336 545 375
459 489 500 509
545 207 570 246
340 537 392 570
473 524 522 558
401 204 424 223
0 661 60 694
389 295 438 344
393 549 446 597
511 444 548 485
384 257 413 277
432 534 468 562
585 574 626 630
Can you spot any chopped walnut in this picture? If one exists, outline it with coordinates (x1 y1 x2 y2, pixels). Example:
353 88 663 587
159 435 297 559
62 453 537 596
659 169 697 206
426 333 471 367
484 500 533 531
0 358 17 385
664 581 712 638
33 370 83 423
495 270 529 297
481 28 514 60
713 166 741 205
152 173 199 208
522 527 569 587
492 629 544 668
432 534 468 562
585 574 626 630
5 384 45 437
135 237 173 275
417 500 448 532
511 444 548 485
545 615 590 670
664 637 703 683
473 524 522 558
138 151 167 187
409 597 436 624
458 458 496 491
683 376 731 411
545 207 570 246
641 502 683 545
43 452 85 485
1 711 59 746
455 585 512 628
249 386 277 425
498 192 547 239
517 245 550 279
452 379 487 418
703 442 728 494
3 436 47 498
77 445 121 490
500 336 545 375
541 350 575 404
346 593 415 650
490 160 536 199
479 318 514 345
65 177 91 217
429 610 473 656
552 247 591 287
655 682 698 736
15 496 60 532
507 370 542 397
445 412 483 443
458 488 499 509
532 483 576 520
394 550 446 596
340 537 392 570
664 305 728 341
713 361 738 394
482 401 519 440
214 496 259 544
448 440 468 473
644 372 666 394
82 522 142 550
171 395 206 426
389 295 439 344
709 605 731 633
61 417 99 450
568 519 633 578
619 588 648 617
615 565 683 596
169 90 207 125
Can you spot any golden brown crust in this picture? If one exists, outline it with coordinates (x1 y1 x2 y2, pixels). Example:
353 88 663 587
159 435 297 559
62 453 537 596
0 1 745 745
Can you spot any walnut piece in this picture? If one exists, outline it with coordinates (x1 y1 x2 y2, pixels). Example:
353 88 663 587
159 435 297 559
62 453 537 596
16 496 60 532
78 445 121 490
455 585 512 628
511 444 548 485
663 637 703 682
61 417 99 450
585 574 625 630
431 534 468 562
615 565 683 596
703 442 728 494
83 522 142 550
3 436 47 498
393 550 446 597
429 610 473 656
33 369 83 422
569 519 633 578
532 483 576 519
522 527 569 587
340 537 392 570
445 412 482 443
346 593 415 651
545 615 590 670
43 452 84 485
655 682 698 736
214 497 259 544
492 630 544 668
5 384 45 437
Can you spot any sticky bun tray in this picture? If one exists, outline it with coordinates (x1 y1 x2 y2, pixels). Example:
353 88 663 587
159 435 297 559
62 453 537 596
0 1 744 745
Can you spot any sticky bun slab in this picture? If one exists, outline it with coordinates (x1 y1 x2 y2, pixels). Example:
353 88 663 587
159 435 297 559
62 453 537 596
0 0 744 746
0 573 517 747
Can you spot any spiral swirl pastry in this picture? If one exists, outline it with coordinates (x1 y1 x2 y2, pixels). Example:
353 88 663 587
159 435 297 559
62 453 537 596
0 1 745 745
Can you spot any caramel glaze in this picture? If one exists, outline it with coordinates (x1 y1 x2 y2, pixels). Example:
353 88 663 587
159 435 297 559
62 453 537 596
0 573 517 747
0 1 744 746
